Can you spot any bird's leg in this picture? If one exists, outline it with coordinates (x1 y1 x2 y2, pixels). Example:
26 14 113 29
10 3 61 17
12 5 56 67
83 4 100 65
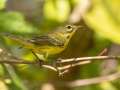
31 50 44 66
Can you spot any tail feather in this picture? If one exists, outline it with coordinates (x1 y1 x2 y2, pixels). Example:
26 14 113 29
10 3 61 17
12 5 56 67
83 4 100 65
0 32 33 48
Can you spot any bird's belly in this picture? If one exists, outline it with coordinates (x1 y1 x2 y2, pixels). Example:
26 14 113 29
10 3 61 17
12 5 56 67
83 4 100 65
33 46 64 55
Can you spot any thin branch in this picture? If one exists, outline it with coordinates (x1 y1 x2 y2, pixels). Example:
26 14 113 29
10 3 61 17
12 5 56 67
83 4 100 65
0 60 36 64
42 65 57 72
67 71 120 87
0 60 57 72
0 55 120 74
58 60 91 71
98 48 108 56
56 61 91 76
58 56 120 63
0 56 120 72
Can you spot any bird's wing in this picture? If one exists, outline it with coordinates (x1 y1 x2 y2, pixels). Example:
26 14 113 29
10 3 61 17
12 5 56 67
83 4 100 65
28 35 64 47
0 32 64 47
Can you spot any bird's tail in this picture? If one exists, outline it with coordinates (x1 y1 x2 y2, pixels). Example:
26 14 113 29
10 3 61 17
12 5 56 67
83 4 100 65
0 32 34 49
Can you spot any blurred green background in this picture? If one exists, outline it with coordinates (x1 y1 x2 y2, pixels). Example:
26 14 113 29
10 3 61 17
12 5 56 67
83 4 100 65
0 0 120 90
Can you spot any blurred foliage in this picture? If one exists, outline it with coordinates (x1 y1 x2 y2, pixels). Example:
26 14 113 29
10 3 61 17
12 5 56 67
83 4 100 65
0 0 6 10
84 0 120 44
43 0 70 22
0 12 38 35
0 0 120 90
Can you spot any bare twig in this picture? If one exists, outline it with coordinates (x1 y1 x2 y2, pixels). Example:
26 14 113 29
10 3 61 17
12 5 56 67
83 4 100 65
58 56 120 63
0 60 57 72
0 55 120 73
0 46 120 75
42 65 57 72
1 52 120 87
0 60 36 64
98 48 108 56
67 71 120 87
58 61 91 71
56 61 91 76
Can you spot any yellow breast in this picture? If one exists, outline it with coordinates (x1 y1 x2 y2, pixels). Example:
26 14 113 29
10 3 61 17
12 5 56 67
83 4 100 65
32 45 64 55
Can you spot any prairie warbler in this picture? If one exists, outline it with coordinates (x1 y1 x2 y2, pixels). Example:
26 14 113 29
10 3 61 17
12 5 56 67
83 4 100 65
2 25 80 61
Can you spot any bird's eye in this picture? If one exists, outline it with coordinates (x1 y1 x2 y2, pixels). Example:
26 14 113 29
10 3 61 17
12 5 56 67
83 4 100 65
66 25 73 33
66 25 72 29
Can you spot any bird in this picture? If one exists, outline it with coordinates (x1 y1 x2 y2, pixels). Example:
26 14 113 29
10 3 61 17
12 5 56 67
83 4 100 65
1 25 80 61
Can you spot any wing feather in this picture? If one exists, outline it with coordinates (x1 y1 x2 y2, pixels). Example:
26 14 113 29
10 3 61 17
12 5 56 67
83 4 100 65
28 36 64 46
